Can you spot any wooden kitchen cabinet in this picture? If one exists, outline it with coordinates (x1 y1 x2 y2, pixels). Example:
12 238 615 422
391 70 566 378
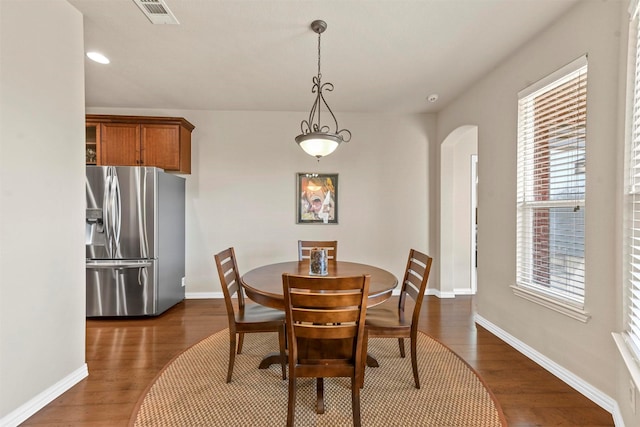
142 124 186 172
86 115 194 174
101 122 141 166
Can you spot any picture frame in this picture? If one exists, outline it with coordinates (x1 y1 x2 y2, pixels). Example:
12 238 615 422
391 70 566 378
296 173 338 224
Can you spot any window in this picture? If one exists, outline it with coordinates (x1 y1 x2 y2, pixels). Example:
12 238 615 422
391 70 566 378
613 2 640 389
515 56 588 317
623 8 640 364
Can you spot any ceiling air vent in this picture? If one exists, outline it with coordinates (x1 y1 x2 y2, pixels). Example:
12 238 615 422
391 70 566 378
133 0 179 25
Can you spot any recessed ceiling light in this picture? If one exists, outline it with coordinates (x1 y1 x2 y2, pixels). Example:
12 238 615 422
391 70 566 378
427 94 439 103
86 52 110 64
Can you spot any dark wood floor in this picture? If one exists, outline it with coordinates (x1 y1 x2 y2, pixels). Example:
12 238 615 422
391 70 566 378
21 296 613 426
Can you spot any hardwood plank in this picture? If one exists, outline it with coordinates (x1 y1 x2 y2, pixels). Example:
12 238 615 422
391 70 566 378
20 297 613 426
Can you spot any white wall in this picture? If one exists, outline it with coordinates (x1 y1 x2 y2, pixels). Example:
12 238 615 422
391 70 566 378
438 0 631 423
0 0 87 424
86 107 436 295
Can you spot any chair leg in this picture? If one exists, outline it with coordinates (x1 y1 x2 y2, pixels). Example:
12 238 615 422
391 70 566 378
410 335 420 389
360 331 369 389
287 375 296 427
278 324 287 380
227 331 236 383
398 337 406 358
237 332 245 354
351 376 362 427
316 377 325 414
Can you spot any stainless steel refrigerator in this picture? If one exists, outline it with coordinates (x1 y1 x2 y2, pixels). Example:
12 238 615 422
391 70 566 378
85 166 185 317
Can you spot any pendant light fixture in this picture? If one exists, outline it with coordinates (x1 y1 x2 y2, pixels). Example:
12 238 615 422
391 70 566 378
295 20 351 159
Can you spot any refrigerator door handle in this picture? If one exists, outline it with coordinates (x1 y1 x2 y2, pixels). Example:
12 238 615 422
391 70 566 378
86 260 153 269
103 166 123 258
103 169 112 257
112 169 122 255
141 168 150 258
138 264 149 287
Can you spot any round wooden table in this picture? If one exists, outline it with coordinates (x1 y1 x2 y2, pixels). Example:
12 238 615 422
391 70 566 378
241 260 398 310
241 260 398 371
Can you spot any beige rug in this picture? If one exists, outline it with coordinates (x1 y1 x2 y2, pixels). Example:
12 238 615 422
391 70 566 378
132 330 506 426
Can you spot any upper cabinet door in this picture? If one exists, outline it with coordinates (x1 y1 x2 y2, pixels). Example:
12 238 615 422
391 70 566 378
141 124 180 171
101 123 141 166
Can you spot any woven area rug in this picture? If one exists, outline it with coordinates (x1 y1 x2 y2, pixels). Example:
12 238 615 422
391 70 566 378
132 329 506 426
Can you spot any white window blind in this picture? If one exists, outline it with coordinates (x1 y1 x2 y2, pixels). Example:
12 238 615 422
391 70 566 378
625 12 640 357
516 56 588 306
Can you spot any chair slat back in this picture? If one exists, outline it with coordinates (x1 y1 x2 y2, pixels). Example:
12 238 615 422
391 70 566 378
404 260 425 300
214 247 245 320
398 249 433 324
283 273 369 365
298 240 338 261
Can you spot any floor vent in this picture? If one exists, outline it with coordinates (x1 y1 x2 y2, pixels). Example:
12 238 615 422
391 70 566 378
133 0 179 25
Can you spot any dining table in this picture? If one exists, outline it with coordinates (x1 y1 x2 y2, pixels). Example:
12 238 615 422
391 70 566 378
241 259 398 369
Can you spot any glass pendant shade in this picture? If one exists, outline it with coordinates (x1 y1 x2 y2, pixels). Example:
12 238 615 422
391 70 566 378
295 132 341 158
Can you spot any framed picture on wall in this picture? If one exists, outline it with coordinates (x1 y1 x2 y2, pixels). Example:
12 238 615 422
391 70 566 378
296 173 338 224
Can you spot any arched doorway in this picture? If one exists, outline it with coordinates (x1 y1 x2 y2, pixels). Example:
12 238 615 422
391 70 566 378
440 125 478 296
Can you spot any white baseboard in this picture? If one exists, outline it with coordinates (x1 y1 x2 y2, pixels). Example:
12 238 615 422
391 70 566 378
474 314 624 426
426 288 456 298
0 364 88 427
186 292 223 299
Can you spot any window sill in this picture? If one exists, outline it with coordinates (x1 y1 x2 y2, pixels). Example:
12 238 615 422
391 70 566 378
510 285 591 322
612 332 640 390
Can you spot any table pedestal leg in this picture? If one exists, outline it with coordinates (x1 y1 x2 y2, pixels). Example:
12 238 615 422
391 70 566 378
366 353 380 367
258 352 286 369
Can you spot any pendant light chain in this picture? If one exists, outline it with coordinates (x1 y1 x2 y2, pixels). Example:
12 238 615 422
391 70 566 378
317 30 322 80
317 30 322 129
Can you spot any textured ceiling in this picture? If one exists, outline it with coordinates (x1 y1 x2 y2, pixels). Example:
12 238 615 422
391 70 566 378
69 0 579 114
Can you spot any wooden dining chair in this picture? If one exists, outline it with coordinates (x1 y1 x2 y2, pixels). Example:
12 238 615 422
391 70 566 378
297 240 338 261
363 249 433 389
214 247 287 383
282 273 370 427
